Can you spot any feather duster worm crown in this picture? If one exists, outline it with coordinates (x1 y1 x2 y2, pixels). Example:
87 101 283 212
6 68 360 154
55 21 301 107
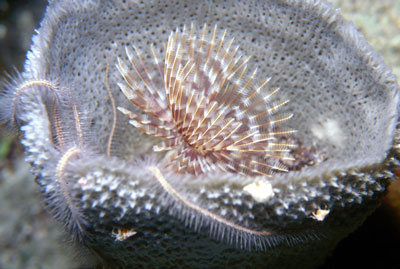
117 24 295 176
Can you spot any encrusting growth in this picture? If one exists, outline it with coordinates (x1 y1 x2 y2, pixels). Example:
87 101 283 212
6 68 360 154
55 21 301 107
118 24 295 176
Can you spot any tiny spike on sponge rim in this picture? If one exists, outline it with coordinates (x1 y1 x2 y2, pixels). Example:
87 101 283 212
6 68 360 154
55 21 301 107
117 24 296 176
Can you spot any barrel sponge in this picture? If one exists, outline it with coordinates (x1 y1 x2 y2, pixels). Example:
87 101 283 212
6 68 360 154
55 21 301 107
5 0 399 268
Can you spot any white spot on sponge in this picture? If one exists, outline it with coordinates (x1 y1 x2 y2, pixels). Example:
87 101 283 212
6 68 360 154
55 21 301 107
243 180 274 203
311 118 345 146
311 209 330 221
